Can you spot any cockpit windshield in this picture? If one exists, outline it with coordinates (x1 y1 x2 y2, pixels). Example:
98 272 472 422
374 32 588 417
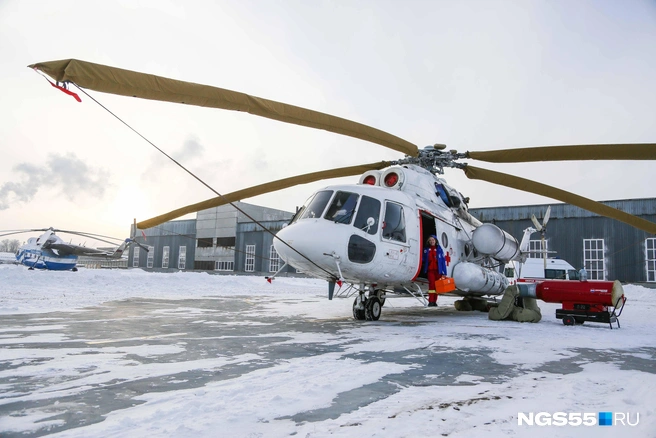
324 191 359 224
299 190 333 220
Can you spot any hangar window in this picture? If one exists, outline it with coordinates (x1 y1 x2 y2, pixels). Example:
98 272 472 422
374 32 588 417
215 261 234 271
646 238 656 282
216 237 236 247
132 247 140 268
162 246 170 269
147 246 155 268
583 239 605 280
269 245 280 272
178 246 187 270
245 245 255 272
197 238 213 247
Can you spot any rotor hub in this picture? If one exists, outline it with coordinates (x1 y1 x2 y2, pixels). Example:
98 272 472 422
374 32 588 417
394 145 467 174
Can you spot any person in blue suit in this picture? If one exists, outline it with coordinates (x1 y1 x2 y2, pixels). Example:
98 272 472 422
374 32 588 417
422 235 447 307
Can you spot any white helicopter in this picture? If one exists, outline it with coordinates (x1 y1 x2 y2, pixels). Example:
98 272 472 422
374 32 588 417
0 227 145 271
29 59 656 319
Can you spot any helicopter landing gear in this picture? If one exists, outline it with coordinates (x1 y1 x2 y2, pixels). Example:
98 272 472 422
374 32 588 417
365 296 382 321
376 291 386 308
353 289 384 321
353 295 366 321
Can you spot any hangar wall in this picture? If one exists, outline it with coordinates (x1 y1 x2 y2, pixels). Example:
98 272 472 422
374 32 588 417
128 202 296 275
469 198 656 283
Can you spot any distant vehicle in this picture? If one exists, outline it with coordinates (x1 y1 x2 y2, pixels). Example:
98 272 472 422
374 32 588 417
505 258 579 283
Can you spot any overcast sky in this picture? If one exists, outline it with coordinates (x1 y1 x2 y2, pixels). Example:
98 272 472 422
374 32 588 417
1 0 655 244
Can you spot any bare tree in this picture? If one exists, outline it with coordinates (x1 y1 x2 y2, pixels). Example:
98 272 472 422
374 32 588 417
0 239 20 252
8 239 20 252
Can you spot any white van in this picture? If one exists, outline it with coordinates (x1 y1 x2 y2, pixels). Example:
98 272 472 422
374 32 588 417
505 258 579 282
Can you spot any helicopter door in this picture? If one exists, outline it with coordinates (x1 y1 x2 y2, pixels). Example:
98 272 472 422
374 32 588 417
416 212 438 280
380 201 417 278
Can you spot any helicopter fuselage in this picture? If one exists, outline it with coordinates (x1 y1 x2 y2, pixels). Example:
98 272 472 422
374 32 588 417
16 236 78 270
274 164 511 297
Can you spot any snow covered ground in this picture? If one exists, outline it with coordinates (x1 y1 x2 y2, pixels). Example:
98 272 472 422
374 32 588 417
0 264 655 437
0 252 17 264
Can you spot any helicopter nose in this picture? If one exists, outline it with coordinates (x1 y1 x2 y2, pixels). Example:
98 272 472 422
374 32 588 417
273 220 348 276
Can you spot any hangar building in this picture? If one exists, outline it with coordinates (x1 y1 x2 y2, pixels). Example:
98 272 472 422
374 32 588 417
128 202 297 275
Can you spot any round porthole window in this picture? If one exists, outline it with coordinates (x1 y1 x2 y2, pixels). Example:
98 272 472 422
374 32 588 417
441 232 448 248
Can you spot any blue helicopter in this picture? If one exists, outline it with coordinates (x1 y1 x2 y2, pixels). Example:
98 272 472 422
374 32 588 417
0 227 145 271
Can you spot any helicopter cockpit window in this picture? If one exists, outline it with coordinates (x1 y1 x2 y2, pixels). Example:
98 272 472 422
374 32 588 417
382 202 406 242
289 203 308 224
299 190 333 220
435 183 452 207
353 195 381 235
324 191 359 225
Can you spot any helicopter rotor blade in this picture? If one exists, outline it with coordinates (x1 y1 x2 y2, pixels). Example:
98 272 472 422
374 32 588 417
52 231 123 247
0 228 123 246
137 161 393 230
54 229 125 243
463 165 656 235
0 229 50 238
29 59 419 157
466 143 656 163
530 214 542 232
127 238 150 252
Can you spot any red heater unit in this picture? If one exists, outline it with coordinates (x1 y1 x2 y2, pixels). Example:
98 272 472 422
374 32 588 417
518 279 626 328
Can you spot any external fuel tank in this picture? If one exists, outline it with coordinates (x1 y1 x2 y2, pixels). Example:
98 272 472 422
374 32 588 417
452 262 509 295
471 223 520 262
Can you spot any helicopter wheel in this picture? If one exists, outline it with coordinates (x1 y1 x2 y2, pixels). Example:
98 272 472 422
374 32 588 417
353 297 366 321
72 267 78 272
365 296 382 321
370 290 386 307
